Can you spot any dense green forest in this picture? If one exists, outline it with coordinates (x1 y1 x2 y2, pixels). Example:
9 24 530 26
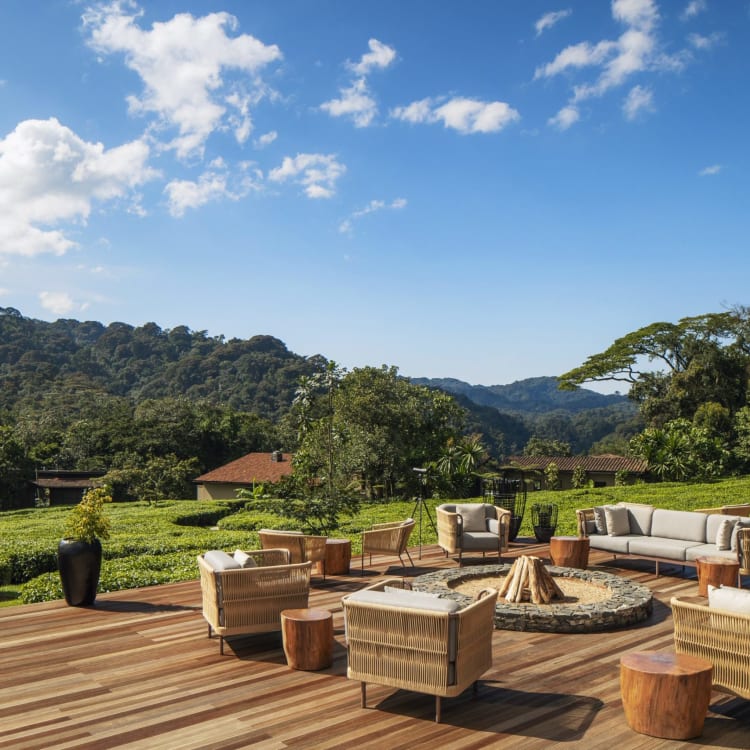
0 306 637 508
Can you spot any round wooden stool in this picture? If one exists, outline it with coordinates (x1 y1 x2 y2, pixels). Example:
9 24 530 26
281 608 333 671
620 651 713 739
696 555 740 596
549 536 590 569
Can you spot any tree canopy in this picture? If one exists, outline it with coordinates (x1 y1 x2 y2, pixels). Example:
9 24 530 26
558 307 750 479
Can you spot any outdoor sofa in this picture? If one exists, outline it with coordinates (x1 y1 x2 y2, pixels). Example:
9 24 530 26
576 502 750 578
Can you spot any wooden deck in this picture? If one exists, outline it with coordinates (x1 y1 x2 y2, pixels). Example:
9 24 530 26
2 542 749 749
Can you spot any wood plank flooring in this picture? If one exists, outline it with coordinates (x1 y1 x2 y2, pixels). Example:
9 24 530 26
1 542 749 749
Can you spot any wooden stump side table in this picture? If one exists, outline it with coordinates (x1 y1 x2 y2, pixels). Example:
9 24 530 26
696 555 740 596
549 536 590 569
620 651 713 740
281 608 333 671
324 538 351 575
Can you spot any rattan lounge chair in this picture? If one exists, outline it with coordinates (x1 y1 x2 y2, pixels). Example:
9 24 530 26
258 529 328 578
198 548 311 655
342 577 498 722
672 593 750 700
360 518 415 573
436 503 511 565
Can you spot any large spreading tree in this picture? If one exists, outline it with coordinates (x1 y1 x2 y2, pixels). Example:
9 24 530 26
558 307 750 479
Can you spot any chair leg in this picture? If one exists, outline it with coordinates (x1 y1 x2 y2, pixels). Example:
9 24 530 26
360 682 367 708
219 636 224 656
435 696 442 723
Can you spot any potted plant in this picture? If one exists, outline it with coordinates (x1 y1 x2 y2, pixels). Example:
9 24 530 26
57 486 112 606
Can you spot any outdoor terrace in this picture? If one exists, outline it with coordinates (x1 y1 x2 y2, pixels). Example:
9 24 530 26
2 542 749 749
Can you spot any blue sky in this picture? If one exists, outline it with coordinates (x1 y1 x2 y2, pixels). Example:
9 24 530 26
0 1 747 392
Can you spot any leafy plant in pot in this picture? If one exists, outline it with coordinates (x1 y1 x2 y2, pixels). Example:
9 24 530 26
57 487 112 606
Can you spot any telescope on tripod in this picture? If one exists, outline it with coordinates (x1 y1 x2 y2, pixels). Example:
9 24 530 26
411 468 437 559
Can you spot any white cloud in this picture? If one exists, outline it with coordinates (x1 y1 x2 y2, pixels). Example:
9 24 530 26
165 159 262 216
391 97 519 134
83 2 282 159
339 197 407 234
348 38 396 76
681 0 707 21
39 291 78 315
535 9 572 37
534 40 616 79
623 84 654 119
0 117 157 257
268 153 346 199
537 0 700 127
254 130 277 148
321 39 396 127
548 104 580 130
390 98 434 124
688 32 724 50
321 78 378 127
699 164 722 176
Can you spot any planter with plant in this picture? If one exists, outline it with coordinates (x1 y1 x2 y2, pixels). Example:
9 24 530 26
57 487 112 606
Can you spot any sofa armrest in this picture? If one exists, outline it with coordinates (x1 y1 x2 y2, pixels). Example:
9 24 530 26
576 508 595 537
437 507 461 553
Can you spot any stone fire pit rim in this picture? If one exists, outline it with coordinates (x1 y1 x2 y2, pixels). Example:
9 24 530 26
411 563 653 633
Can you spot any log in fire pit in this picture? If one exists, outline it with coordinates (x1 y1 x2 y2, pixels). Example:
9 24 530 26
499 555 563 604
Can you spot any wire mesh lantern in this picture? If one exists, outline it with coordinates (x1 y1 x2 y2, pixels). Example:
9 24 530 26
482 476 527 541
531 502 558 543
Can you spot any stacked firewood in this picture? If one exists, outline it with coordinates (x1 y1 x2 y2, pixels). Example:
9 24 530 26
498 555 565 604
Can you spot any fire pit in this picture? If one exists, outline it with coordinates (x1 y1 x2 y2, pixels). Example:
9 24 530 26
412 563 653 633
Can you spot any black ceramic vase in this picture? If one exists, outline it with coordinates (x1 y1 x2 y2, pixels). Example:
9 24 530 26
57 538 102 606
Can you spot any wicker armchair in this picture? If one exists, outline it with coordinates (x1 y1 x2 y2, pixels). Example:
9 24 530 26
672 594 750 699
198 548 311 655
360 518 415 573
342 578 498 722
436 503 511 565
258 529 328 578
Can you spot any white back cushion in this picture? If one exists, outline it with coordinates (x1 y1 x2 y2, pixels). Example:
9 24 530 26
708 584 750 615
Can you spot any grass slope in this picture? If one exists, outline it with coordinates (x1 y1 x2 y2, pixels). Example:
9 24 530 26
1 476 747 606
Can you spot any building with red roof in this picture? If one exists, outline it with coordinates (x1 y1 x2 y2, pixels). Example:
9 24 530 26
193 451 293 500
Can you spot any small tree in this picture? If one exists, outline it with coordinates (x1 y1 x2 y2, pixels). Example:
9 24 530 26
544 462 560 490
571 465 588 489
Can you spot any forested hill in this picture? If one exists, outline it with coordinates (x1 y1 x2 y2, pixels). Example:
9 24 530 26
0 307 323 420
411 376 628 414
0 306 635 456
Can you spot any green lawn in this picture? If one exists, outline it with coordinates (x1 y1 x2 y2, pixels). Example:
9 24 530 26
2 476 747 607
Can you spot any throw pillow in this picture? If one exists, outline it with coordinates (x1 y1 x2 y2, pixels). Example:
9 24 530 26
716 518 736 551
708 584 750 615
730 518 750 552
233 550 258 568
456 503 487 532
203 549 241 571
604 505 631 536
593 506 608 535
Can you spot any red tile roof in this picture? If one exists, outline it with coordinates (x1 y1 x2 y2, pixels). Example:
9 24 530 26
506 454 647 474
194 452 294 485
